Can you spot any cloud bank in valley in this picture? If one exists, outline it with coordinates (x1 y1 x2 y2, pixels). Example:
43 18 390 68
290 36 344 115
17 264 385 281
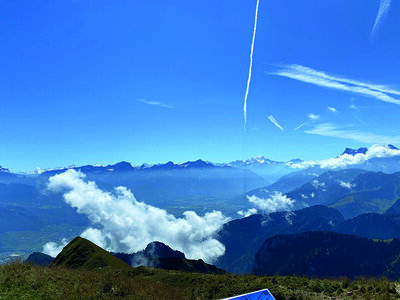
43 170 229 263
290 144 400 169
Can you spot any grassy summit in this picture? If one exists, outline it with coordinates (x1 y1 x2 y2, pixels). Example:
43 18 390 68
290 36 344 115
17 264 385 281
50 236 131 271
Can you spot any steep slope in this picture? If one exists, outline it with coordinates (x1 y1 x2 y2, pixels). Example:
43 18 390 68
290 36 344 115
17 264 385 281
253 231 400 279
50 237 131 271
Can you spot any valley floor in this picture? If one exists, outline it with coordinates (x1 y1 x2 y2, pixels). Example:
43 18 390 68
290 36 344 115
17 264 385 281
1 261 399 299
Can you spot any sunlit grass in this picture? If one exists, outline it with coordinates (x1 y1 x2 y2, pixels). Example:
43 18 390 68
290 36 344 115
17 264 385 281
1 261 400 299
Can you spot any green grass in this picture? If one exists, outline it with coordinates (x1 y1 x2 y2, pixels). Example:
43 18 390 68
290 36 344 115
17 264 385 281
1 261 400 299
50 237 132 271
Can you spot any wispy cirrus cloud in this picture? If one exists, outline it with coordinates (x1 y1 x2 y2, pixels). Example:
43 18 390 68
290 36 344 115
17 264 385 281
137 98 174 109
270 64 400 106
371 0 391 41
305 123 400 144
267 115 284 131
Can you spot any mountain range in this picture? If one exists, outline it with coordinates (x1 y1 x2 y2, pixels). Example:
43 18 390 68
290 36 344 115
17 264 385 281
35 237 225 274
3 143 400 277
214 203 400 274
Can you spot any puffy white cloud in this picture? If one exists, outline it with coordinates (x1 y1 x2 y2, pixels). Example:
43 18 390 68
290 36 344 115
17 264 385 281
43 170 229 263
237 208 258 218
319 144 400 169
308 113 320 120
43 238 68 257
247 192 295 214
311 180 325 189
327 106 338 113
337 180 355 189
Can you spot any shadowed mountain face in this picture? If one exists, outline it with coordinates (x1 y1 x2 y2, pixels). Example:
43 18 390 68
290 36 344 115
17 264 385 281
25 252 54 267
215 205 344 274
253 231 400 279
112 241 225 274
215 203 400 274
51 237 131 271
335 213 400 239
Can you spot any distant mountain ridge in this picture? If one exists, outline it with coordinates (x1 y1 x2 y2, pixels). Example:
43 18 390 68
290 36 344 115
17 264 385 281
112 241 225 274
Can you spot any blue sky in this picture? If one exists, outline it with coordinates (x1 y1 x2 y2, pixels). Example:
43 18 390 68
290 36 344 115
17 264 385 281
0 0 399 171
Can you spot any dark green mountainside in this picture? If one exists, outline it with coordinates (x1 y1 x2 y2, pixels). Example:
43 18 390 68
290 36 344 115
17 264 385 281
253 231 400 279
50 237 131 271
215 205 344 274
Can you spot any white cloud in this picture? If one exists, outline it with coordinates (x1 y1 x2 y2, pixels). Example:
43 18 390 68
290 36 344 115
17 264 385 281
137 98 174 109
327 106 338 113
44 170 229 263
305 123 400 145
247 192 295 214
267 115 284 131
270 64 400 106
237 208 258 218
337 180 355 189
308 113 320 120
371 0 392 41
291 144 400 170
311 180 325 189
43 238 68 257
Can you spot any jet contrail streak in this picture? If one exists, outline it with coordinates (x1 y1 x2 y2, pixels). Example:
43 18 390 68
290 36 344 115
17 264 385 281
371 0 391 41
294 121 309 131
268 115 284 131
243 0 260 130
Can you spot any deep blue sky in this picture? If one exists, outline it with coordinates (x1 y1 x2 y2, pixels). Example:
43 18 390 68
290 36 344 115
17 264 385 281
1 0 399 171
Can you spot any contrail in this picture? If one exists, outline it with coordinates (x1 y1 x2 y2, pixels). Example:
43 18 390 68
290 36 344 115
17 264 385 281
243 0 260 130
371 0 391 41
294 113 320 130
294 121 309 131
268 115 284 131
